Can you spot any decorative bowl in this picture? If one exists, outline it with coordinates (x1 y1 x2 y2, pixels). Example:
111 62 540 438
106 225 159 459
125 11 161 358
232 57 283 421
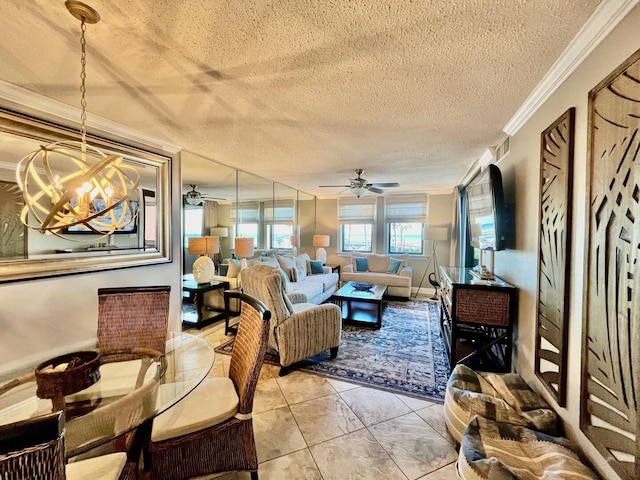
35 350 101 401
351 282 374 291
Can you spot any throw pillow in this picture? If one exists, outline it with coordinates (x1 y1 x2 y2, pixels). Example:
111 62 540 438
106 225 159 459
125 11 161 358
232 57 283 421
295 253 311 273
290 265 307 282
277 255 297 281
227 259 241 278
355 256 368 272
387 258 403 275
308 259 324 275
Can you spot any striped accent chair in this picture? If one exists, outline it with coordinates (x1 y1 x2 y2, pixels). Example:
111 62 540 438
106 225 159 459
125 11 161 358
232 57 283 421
444 364 559 443
457 415 599 479
241 263 342 375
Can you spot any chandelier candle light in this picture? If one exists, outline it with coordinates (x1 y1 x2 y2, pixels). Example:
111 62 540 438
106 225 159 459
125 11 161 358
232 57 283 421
15 1 139 238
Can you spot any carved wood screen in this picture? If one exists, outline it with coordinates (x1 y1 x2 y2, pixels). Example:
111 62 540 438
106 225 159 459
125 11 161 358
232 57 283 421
581 48 640 480
535 108 574 407
0 181 27 259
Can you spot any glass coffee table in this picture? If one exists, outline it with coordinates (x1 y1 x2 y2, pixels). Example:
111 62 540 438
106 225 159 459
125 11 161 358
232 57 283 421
330 281 388 329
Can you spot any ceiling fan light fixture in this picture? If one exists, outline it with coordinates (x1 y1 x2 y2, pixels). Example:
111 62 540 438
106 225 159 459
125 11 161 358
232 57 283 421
351 186 368 198
185 184 202 205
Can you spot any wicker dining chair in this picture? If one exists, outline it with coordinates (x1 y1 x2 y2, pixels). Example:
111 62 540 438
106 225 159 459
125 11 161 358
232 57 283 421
147 291 271 480
97 286 171 361
0 411 133 480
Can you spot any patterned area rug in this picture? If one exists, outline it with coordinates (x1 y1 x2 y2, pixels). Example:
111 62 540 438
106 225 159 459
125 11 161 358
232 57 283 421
215 299 450 402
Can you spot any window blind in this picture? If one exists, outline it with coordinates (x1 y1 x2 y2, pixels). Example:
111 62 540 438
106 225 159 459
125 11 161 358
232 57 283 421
337 197 377 224
384 194 429 223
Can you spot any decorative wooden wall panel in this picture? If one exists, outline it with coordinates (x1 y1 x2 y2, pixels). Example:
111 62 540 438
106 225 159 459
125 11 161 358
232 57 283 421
581 48 640 480
0 181 27 259
535 108 574 407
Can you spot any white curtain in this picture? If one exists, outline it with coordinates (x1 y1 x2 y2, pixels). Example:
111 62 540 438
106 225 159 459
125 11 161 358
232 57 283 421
202 200 218 232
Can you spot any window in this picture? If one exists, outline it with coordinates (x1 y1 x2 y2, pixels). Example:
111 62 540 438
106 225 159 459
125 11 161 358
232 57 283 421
184 207 204 239
231 202 260 248
384 195 429 255
338 197 377 252
265 200 295 248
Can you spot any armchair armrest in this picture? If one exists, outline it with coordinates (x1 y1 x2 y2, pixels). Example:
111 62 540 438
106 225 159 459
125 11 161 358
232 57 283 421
399 266 412 278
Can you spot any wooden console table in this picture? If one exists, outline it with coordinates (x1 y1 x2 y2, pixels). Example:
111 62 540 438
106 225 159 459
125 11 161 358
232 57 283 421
439 266 517 373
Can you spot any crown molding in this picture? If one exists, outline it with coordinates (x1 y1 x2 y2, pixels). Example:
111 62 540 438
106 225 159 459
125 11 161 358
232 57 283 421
0 80 182 154
503 0 639 135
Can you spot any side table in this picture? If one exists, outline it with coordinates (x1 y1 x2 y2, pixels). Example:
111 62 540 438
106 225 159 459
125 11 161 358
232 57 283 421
325 264 341 275
182 279 230 329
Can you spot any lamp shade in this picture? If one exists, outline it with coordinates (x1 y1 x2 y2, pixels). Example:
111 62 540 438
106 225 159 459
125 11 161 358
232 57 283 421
209 227 229 238
188 236 219 255
313 235 330 247
425 227 449 242
234 237 254 258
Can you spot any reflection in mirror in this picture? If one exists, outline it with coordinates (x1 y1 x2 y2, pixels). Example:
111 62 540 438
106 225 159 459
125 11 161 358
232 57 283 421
237 171 273 253
180 151 236 273
0 109 172 282
273 182 297 252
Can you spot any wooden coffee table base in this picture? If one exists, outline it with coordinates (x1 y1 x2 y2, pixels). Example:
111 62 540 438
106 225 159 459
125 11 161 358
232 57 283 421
330 282 388 329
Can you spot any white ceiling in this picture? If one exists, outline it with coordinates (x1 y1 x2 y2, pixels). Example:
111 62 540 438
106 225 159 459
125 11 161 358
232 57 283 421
0 0 603 198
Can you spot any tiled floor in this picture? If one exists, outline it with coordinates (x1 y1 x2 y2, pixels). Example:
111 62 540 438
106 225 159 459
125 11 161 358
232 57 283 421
183 322 459 480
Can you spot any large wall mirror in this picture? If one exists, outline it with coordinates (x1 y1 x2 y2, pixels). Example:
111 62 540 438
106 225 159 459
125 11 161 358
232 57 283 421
0 108 172 282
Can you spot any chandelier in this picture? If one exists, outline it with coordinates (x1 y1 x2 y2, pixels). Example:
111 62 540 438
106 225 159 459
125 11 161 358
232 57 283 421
16 1 139 239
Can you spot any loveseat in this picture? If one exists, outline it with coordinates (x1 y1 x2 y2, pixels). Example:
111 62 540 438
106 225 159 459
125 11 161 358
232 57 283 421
274 253 339 304
340 253 412 298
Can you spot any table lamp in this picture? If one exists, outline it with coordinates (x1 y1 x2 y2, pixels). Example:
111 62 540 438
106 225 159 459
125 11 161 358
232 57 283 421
189 236 219 283
234 237 254 270
313 235 330 263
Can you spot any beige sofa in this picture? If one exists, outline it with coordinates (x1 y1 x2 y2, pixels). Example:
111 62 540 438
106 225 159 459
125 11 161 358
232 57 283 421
340 252 412 298
275 253 339 304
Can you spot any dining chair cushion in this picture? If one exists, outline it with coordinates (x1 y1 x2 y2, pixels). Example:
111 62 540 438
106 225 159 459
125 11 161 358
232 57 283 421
66 452 127 480
151 377 239 443
66 359 158 402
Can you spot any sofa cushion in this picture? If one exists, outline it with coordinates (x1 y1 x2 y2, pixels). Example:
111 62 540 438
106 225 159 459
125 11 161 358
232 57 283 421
227 259 241 278
341 271 411 288
290 279 324 300
277 255 297 280
295 253 311 273
306 272 339 291
355 257 369 272
290 265 307 282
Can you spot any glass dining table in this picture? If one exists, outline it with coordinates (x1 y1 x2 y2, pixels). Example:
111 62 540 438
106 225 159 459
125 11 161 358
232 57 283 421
0 332 214 458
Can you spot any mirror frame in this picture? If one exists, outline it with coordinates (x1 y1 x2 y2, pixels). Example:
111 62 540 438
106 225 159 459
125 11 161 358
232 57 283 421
0 108 172 283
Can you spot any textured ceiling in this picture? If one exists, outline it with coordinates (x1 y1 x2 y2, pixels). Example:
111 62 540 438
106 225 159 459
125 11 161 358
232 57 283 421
0 0 601 198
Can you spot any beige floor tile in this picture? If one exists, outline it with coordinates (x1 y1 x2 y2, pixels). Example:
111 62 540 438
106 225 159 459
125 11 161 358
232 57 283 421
417 462 459 479
310 428 407 480
253 377 288 414
326 377 361 392
290 393 365 446
369 412 458 479
397 393 437 411
339 386 412 426
276 370 337 404
415 404 455 445
255 449 323 480
253 406 307 463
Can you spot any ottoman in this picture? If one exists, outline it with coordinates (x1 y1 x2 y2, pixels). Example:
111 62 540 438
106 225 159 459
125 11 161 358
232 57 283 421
457 415 599 479
444 364 558 443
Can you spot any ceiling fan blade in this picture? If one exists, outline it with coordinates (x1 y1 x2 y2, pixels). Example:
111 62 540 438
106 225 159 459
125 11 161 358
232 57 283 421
369 182 400 187
319 185 351 188
368 187 385 194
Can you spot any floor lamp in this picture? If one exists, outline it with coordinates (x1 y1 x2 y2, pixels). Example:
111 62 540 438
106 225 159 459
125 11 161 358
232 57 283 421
415 227 449 299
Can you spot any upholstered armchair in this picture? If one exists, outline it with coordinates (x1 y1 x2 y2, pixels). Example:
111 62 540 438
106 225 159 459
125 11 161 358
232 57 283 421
241 263 342 375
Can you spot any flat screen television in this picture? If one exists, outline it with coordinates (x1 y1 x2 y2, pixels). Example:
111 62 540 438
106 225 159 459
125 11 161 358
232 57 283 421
466 164 507 251
62 199 139 234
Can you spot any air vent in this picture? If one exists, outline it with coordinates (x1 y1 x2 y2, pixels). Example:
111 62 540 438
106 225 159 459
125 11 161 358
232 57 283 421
495 137 510 161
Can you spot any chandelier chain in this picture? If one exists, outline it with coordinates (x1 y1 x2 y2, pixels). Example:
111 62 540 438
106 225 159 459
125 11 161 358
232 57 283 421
80 17 87 144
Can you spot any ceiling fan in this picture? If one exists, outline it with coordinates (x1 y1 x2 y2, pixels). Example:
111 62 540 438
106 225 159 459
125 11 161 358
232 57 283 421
184 184 226 205
319 169 400 198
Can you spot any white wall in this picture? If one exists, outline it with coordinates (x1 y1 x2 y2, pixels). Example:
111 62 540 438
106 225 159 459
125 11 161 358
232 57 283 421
494 5 640 479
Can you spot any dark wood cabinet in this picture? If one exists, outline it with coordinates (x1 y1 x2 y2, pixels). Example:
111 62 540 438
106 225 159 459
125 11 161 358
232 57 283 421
439 266 517 373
